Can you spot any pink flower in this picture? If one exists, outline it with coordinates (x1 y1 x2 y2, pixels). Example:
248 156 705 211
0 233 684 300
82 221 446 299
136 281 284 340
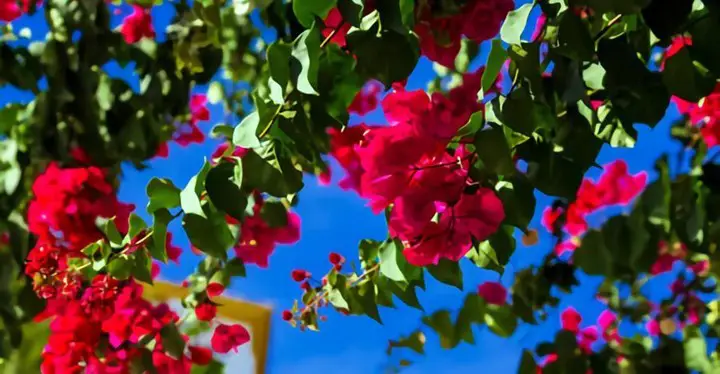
0 0 38 22
120 5 155 44
349 80 384 116
211 324 250 354
402 188 504 266
206 282 225 297
561 307 582 333
646 319 660 336
322 8 352 47
477 282 507 305
195 303 217 322
541 206 564 233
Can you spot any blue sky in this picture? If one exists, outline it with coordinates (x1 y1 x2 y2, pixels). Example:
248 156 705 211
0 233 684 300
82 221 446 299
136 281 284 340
0 1 690 373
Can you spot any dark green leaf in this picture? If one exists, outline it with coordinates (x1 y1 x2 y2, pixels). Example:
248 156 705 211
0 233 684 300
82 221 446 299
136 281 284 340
206 160 247 222
127 213 148 241
474 125 514 175
484 304 517 337
518 350 537 374
662 46 717 102
160 324 186 359
427 259 463 290
259 201 288 228
422 311 458 349
182 213 233 260
481 39 507 97
556 11 594 61
338 0 363 27
146 178 181 214
573 231 612 275
226 257 246 277
132 250 154 284
148 208 172 262
388 331 425 355
497 176 536 230
502 86 557 136
293 0 336 27
346 25 420 86
642 0 693 40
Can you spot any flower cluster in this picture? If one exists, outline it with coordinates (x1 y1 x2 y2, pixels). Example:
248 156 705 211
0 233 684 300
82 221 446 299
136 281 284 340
328 70 505 266
119 4 156 44
415 0 514 67
0 0 38 22
156 94 211 158
25 163 249 373
541 160 647 254
229 192 301 268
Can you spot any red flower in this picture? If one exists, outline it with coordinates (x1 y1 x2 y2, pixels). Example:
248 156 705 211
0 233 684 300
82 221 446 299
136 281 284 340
291 269 310 282
329 252 345 266
195 303 217 322
281 310 293 321
188 346 214 366
211 324 250 354
206 282 225 297
349 80 384 116
0 0 38 22
560 307 582 334
322 8 352 47
477 282 507 306
120 5 155 44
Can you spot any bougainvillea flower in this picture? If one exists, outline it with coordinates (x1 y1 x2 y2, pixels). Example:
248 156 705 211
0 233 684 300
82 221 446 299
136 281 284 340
477 282 507 306
349 80 384 116
211 324 250 354
560 307 582 333
120 5 155 44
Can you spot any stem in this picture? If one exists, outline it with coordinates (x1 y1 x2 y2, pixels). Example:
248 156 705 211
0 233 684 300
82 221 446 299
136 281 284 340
301 263 380 314
593 14 623 42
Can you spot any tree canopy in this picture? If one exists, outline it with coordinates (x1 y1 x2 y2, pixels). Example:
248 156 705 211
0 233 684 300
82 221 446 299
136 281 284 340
1 0 720 373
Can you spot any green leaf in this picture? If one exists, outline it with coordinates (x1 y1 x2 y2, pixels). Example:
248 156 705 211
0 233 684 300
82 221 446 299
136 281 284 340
338 0 363 27
684 325 712 373
267 41 292 93
454 294 485 345
346 24 420 86
422 311 458 349
127 213 148 241
555 11 594 61
99 217 123 247
501 86 556 136
496 176 536 230
662 46 717 102
573 231 612 276
642 0 693 40
388 331 425 355
328 288 349 310
241 148 303 198
259 201 288 228
146 178 181 214
292 0 336 27
427 259 463 290
292 26 322 96
160 323 187 359
205 160 247 222
515 139 585 199
379 240 407 282
474 125 514 175
232 111 261 148
180 162 212 218
480 39 507 98
148 208 173 262
132 250 154 284
484 304 517 337
225 257 246 277
108 256 132 280
182 213 233 260
500 3 534 45
518 350 537 374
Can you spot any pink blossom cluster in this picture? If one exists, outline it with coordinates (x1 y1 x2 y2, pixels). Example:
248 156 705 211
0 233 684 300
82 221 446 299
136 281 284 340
415 0 514 67
540 160 647 254
328 70 505 266
25 163 250 373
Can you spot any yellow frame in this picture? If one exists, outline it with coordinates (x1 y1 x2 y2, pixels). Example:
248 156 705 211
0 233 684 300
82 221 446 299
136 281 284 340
142 281 271 374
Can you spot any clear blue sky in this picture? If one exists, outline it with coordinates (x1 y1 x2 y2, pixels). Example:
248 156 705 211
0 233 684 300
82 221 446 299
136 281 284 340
1 2 686 373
